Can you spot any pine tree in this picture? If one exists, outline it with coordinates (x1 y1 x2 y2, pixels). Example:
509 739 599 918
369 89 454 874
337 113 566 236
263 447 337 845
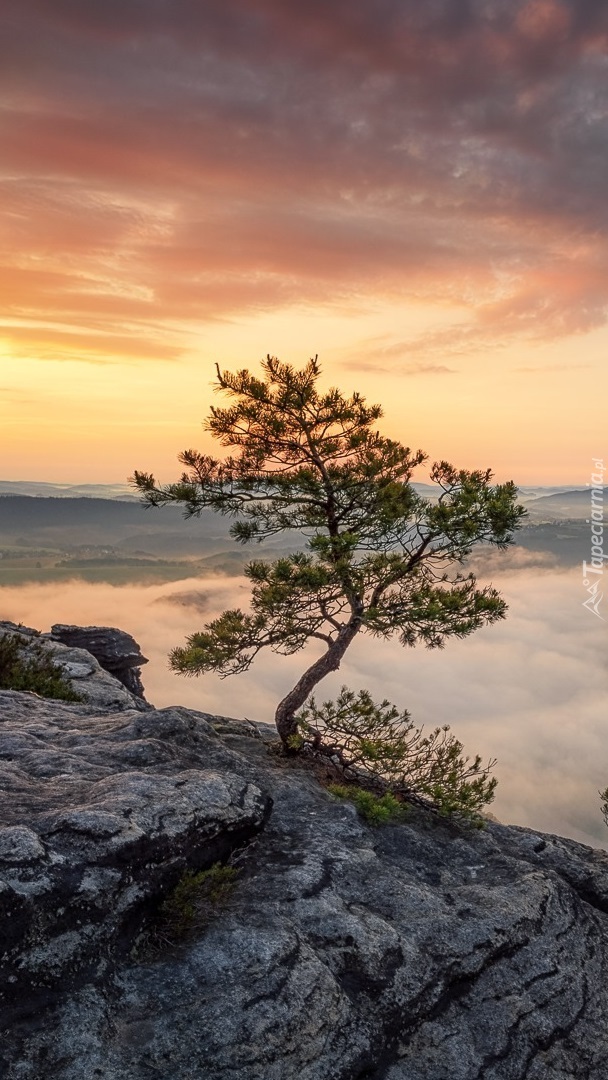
132 356 525 750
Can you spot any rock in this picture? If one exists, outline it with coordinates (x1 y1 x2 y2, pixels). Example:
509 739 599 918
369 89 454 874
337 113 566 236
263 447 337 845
48 624 149 700
0 694 270 1049
0 621 149 712
1 662 608 1077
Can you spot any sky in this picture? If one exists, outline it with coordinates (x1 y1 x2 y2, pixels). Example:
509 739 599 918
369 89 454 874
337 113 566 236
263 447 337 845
1 559 607 849
1 0 608 484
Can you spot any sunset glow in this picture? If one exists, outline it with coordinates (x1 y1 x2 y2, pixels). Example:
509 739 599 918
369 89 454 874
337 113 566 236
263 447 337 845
2 0 607 484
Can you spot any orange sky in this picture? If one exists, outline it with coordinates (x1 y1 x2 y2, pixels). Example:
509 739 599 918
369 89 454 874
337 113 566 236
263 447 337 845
1 0 607 486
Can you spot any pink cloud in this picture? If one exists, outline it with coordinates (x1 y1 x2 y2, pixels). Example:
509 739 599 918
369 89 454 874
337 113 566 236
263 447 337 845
1 0 608 359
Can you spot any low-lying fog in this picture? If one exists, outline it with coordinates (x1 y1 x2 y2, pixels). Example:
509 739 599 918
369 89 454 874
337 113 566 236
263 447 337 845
2 555 607 850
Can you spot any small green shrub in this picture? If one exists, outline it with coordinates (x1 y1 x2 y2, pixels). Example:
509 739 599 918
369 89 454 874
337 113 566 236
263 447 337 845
297 686 497 826
328 784 408 826
0 632 83 703
160 862 240 938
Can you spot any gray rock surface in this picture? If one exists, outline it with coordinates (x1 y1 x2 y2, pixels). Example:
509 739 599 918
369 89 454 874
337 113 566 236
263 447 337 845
48 623 149 700
0 693 270 1047
1 645 608 1078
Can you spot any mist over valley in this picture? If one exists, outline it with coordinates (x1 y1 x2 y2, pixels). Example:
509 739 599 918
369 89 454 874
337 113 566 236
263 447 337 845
1 483 606 849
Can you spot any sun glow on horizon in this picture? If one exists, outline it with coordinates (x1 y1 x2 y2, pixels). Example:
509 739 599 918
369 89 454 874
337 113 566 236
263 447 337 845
1 2 606 484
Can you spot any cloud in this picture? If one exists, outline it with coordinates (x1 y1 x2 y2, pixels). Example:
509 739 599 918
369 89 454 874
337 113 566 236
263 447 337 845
343 359 458 376
514 363 594 372
0 387 39 403
1 324 182 363
1 556 606 850
1 0 608 358
338 336 460 374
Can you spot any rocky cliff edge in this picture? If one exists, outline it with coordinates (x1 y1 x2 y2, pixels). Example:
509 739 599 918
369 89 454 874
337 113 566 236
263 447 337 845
1 622 607 1079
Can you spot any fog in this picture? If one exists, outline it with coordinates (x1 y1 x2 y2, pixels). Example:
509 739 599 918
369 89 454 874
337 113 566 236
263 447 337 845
2 562 607 850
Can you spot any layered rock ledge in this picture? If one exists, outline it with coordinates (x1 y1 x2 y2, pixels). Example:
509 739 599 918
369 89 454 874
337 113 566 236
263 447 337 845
0 620 150 712
1 624 608 1079
48 623 149 700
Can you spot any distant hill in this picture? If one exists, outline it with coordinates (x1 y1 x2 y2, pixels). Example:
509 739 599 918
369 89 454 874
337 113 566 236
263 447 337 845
0 480 599 577
514 521 590 564
1 479 447 503
523 488 607 521
2 479 587 509
517 486 577 499
0 481 136 500
0 497 230 556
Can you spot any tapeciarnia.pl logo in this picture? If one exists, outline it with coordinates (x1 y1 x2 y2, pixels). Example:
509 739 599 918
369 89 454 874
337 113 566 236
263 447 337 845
582 458 606 620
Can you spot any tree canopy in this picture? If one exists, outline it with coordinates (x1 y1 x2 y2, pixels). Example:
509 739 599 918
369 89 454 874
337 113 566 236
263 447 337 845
132 356 525 754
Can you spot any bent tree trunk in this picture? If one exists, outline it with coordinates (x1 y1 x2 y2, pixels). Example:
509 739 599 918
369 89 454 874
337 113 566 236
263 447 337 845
274 620 361 747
